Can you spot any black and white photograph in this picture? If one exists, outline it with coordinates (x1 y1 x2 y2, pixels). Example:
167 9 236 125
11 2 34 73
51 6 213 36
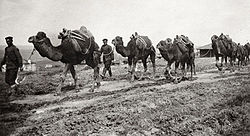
0 0 250 135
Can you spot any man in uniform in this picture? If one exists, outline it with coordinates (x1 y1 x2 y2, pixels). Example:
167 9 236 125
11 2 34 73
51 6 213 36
100 39 114 78
0 36 23 88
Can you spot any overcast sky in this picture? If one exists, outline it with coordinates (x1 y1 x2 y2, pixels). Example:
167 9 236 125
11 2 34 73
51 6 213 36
0 0 250 49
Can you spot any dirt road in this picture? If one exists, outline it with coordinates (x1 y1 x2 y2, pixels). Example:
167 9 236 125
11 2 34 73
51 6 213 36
0 58 250 136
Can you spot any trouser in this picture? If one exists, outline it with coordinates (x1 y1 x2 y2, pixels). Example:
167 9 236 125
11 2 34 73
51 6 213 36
103 60 112 77
5 68 18 86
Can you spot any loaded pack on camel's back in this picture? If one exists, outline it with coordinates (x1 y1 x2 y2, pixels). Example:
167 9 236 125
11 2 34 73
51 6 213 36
28 26 101 95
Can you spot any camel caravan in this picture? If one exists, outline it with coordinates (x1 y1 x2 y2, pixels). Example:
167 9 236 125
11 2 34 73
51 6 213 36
27 26 250 95
211 33 249 72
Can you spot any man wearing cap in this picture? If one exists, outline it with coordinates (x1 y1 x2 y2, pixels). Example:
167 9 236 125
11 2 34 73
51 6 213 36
0 36 23 88
100 38 114 78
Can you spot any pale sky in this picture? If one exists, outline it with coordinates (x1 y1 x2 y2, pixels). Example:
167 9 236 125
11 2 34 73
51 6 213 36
0 0 250 49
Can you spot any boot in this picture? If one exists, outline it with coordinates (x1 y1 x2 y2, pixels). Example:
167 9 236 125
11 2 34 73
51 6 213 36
108 69 112 77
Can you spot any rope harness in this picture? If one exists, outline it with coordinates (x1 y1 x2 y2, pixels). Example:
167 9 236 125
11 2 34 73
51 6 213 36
102 47 114 56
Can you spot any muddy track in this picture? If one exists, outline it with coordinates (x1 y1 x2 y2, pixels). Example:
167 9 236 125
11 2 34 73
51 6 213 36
13 72 250 136
1 59 250 136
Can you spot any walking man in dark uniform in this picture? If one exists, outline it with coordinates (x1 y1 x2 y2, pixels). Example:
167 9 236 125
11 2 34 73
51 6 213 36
100 39 114 78
0 36 23 88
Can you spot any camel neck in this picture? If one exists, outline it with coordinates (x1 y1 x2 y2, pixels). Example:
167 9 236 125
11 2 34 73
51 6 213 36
115 44 130 57
34 41 62 61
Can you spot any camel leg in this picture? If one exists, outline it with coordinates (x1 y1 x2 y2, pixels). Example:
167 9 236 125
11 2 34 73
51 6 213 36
230 57 235 72
221 56 226 73
215 56 223 71
128 57 132 73
150 52 156 79
172 62 179 83
224 56 228 67
89 65 100 92
131 58 138 82
56 63 70 95
190 63 193 80
181 63 186 79
165 66 172 80
164 65 171 79
139 58 147 80
69 64 80 92
164 61 174 80
193 62 196 75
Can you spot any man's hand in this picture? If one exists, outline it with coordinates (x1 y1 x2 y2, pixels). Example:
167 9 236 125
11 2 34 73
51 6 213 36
0 66 2 72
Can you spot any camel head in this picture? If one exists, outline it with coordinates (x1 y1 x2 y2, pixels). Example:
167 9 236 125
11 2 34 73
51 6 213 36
211 35 218 41
232 42 238 57
156 40 167 51
28 32 62 61
112 36 123 47
211 35 223 56
28 32 51 57
28 31 49 45
245 42 250 47
112 36 131 57
112 36 125 54
244 42 250 50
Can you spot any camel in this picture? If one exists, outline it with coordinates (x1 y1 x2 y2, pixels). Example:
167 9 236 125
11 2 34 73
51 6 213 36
211 34 237 71
28 29 101 94
244 42 250 62
112 35 156 81
156 36 195 82
235 44 247 67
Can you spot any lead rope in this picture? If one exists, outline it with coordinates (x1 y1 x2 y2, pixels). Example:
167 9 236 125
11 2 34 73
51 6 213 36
103 47 114 56
199 49 211 57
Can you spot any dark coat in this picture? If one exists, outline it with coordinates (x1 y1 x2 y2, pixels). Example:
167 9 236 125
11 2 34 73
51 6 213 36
101 44 114 62
1 45 23 70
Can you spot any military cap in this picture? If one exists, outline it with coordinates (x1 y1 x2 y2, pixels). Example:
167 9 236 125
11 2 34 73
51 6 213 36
5 36 13 42
103 38 108 42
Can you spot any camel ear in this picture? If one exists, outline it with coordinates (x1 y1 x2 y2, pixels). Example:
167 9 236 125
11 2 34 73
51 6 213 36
111 39 115 45
58 32 63 39
37 32 46 40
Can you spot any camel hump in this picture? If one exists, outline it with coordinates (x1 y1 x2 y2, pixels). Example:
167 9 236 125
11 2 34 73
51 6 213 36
136 36 152 50
79 26 94 39
174 38 189 53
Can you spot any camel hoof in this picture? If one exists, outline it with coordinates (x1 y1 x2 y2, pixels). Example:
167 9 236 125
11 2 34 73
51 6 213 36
75 86 80 92
151 76 156 81
54 92 61 96
173 79 178 84
130 77 135 82
96 82 101 88
218 67 223 71
100 74 105 79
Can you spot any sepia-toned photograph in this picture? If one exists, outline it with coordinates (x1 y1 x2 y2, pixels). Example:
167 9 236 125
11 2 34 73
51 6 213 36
0 0 250 135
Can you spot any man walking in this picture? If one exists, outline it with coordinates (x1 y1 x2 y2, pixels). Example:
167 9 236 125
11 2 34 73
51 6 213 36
0 36 23 88
100 39 114 78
